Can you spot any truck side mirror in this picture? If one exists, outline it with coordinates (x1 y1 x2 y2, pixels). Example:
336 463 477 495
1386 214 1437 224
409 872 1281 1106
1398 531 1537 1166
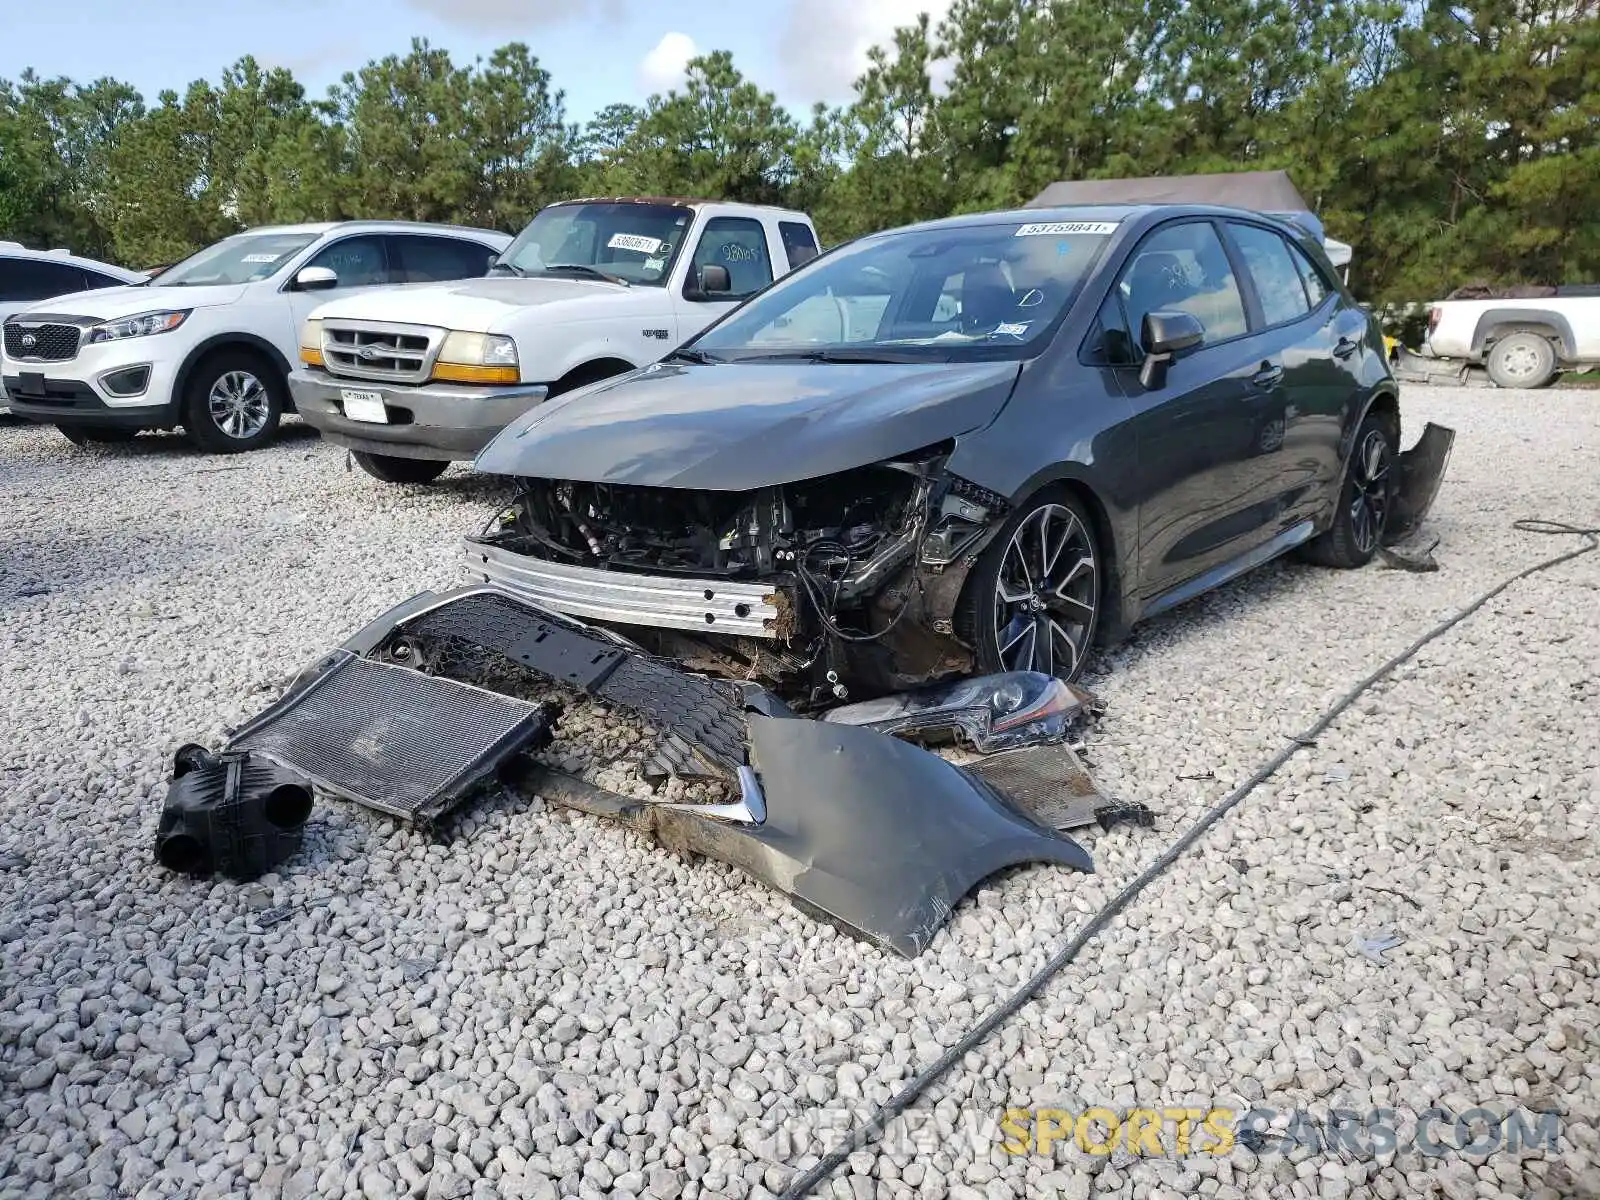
699 264 731 295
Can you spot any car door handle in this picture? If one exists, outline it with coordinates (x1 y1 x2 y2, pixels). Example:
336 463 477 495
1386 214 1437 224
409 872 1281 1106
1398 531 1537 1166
1250 363 1284 388
1333 336 1359 360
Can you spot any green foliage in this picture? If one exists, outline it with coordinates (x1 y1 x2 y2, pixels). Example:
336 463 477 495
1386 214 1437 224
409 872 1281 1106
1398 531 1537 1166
1 0 1594 299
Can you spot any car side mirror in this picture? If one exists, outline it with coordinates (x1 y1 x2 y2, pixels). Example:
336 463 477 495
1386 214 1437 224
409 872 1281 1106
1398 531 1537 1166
293 266 339 292
1138 310 1204 389
699 264 731 296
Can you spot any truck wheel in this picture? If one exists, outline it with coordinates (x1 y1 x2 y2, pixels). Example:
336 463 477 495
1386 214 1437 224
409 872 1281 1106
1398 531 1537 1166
351 451 449 485
56 424 139 445
1486 332 1557 389
183 350 285 453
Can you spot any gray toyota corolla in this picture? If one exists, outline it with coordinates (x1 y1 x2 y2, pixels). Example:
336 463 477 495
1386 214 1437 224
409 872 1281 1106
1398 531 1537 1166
468 203 1452 706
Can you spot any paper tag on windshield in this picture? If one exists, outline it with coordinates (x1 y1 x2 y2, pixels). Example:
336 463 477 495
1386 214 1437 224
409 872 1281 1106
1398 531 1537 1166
241 253 283 263
608 233 663 254
643 256 666 273
1014 221 1119 237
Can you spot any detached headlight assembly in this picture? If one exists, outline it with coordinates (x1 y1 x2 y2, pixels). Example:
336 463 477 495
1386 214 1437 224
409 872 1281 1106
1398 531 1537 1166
87 310 190 344
433 331 519 384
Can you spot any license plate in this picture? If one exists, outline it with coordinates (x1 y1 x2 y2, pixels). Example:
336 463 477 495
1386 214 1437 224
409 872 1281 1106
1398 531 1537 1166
341 389 388 423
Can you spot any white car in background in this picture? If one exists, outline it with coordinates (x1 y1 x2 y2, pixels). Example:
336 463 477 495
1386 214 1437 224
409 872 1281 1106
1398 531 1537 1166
0 243 146 413
1 221 511 452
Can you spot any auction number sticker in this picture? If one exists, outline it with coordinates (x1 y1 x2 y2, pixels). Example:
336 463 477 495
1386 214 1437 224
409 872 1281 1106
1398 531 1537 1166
241 253 284 263
1014 221 1119 237
608 233 663 254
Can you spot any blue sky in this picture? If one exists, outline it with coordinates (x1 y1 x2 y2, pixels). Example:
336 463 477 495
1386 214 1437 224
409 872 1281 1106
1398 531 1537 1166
1 0 949 123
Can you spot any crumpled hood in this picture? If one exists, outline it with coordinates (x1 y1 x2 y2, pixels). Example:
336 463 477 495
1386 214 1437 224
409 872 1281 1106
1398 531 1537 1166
473 359 1023 489
12 283 245 321
308 275 628 332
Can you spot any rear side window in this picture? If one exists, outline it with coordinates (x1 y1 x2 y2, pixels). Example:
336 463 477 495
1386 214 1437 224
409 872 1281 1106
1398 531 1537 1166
80 268 127 290
1229 223 1310 327
1288 242 1331 308
689 217 774 299
1116 221 1248 348
779 221 819 271
390 235 499 283
0 257 91 302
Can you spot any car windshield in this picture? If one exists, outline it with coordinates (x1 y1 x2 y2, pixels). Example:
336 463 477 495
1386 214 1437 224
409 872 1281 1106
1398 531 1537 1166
155 233 320 287
690 219 1119 361
493 202 694 286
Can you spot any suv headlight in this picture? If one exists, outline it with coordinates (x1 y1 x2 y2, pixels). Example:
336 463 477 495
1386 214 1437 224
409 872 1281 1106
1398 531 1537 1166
433 331 519 384
299 318 324 367
86 310 190 343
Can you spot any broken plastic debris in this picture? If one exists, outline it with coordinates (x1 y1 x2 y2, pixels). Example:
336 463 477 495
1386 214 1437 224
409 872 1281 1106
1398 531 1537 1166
821 671 1092 753
1354 931 1404 963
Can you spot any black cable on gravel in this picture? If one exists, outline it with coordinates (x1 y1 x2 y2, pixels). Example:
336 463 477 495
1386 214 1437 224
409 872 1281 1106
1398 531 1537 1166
779 518 1600 1200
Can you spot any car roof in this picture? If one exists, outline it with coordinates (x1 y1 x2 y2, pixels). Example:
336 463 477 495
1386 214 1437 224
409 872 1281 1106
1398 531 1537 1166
548 196 813 221
886 202 1305 236
0 241 145 281
227 221 510 241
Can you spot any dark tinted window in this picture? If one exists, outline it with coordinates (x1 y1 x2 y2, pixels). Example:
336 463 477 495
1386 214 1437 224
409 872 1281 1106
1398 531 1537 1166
689 217 773 299
305 236 389 287
779 221 819 270
1229 223 1310 327
80 268 127 290
0 257 91 302
1083 292 1139 366
1288 241 1331 308
390 235 498 283
1116 222 1247 348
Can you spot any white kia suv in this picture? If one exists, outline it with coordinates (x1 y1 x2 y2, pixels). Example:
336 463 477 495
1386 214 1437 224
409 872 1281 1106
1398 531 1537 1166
0 243 146 414
0 221 510 452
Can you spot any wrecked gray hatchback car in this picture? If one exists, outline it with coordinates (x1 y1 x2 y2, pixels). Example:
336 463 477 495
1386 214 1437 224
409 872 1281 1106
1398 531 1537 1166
467 203 1452 705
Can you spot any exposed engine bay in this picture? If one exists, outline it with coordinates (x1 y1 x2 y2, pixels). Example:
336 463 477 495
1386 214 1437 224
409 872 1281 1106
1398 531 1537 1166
469 447 1010 706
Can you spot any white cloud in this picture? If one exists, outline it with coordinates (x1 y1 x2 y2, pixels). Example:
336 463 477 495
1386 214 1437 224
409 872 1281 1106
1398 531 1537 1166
638 32 698 94
775 0 955 105
402 0 623 33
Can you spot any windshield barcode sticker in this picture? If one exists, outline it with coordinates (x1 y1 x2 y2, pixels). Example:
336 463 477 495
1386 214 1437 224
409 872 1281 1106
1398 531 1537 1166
608 233 663 254
1014 222 1119 237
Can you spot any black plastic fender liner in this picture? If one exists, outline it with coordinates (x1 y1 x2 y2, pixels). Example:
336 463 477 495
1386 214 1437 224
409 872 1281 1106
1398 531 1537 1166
1386 422 1455 543
529 715 1093 958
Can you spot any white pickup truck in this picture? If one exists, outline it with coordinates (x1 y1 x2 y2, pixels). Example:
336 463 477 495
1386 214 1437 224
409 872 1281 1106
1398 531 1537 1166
291 197 821 483
1419 286 1600 388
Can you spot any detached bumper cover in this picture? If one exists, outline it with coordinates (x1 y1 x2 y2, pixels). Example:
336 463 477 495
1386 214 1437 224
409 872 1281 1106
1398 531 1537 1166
531 715 1093 958
289 368 550 460
203 584 1100 956
1386 421 1455 543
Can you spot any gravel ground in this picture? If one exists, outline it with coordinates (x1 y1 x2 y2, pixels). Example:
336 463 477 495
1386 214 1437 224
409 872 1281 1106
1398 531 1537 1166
0 388 1596 1200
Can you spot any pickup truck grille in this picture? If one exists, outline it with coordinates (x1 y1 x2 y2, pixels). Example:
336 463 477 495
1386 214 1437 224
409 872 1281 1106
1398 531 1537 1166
321 321 441 384
4 322 81 363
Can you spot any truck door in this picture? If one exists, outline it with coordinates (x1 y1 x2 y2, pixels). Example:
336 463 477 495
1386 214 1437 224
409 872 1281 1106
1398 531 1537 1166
672 215 776 338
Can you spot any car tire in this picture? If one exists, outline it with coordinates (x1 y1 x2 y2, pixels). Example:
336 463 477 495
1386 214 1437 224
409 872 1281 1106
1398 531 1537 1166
351 451 450 485
1485 331 1557 389
1300 409 1399 569
956 488 1100 684
182 350 285 453
56 423 139 446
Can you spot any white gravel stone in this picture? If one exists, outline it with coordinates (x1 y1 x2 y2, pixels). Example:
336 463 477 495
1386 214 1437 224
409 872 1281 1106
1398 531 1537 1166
0 389 1596 1199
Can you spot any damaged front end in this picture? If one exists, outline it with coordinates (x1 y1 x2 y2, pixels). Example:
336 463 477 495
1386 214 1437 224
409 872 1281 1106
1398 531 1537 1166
465 447 1009 707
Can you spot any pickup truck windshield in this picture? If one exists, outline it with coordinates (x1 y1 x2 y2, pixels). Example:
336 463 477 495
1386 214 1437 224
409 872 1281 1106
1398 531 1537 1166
495 202 695 286
691 220 1117 361
156 233 319 287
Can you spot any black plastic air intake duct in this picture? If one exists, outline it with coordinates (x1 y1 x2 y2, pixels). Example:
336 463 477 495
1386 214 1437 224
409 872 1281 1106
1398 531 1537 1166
154 745 314 881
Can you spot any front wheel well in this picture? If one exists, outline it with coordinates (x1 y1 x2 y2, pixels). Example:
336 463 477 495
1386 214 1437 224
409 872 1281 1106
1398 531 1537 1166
548 357 636 398
175 337 293 413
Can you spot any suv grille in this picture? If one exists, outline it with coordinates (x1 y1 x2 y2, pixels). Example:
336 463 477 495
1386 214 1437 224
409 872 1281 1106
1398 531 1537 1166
4 322 81 362
321 321 440 384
